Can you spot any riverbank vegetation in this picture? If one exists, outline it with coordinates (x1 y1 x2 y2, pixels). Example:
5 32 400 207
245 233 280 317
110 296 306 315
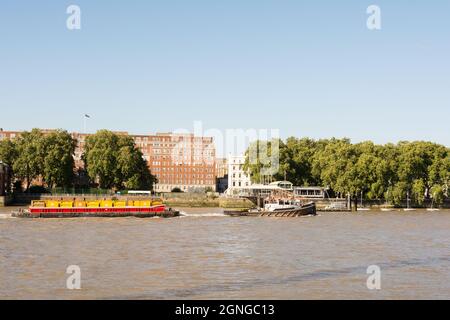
0 129 156 192
244 138 450 207
83 130 157 190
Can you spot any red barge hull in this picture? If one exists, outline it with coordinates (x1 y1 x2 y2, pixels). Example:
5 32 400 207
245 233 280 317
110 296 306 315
13 205 180 218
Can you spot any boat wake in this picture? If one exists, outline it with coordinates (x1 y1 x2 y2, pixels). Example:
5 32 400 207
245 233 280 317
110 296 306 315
179 211 227 218
0 213 13 219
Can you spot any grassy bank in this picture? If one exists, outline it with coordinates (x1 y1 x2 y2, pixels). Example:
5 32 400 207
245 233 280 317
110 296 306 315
164 196 254 209
163 198 255 209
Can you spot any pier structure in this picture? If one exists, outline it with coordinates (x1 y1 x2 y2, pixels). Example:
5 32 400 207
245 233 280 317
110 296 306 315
226 180 347 211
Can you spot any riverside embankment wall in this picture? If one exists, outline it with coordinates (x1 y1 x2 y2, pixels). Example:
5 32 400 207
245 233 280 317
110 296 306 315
161 193 255 209
0 195 12 207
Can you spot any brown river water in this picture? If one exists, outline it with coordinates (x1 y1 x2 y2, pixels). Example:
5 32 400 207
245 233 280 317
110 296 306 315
0 207 449 300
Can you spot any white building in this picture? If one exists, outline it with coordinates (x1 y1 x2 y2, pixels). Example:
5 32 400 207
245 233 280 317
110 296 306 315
227 155 252 190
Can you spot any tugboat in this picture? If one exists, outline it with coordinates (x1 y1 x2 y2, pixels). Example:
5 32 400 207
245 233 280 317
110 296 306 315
225 198 316 217
12 198 180 218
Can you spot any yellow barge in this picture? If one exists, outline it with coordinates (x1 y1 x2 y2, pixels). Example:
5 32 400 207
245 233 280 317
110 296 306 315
12 198 180 218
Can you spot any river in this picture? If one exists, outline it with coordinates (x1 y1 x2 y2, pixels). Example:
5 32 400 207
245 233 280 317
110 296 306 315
0 207 449 299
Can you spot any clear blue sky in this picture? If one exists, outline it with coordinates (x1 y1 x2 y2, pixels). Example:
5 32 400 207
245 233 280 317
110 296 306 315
0 0 449 148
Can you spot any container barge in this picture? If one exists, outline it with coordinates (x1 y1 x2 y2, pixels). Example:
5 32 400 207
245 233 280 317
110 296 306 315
12 199 180 218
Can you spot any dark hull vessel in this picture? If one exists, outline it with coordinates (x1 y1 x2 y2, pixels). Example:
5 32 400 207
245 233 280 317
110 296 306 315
225 202 317 217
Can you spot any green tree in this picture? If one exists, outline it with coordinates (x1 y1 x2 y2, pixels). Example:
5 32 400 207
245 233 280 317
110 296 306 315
243 139 283 184
374 143 399 200
386 181 408 206
311 138 367 205
42 130 76 189
83 130 120 189
279 137 322 186
394 141 448 205
443 155 450 197
428 148 450 198
0 139 17 166
116 135 157 190
411 179 426 205
241 136 450 208
83 130 156 190
430 185 444 206
13 129 45 191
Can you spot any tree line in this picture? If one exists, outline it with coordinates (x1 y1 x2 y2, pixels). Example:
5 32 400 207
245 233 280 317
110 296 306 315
0 129 157 193
244 138 450 206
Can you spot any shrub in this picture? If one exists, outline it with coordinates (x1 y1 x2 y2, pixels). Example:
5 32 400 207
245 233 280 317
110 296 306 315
28 185 50 194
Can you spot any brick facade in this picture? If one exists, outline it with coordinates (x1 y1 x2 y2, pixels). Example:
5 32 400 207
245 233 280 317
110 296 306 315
0 129 216 192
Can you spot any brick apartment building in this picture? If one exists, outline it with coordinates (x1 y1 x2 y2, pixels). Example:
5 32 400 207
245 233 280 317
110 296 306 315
137 133 216 192
215 158 228 179
215 158 229 193
0 129 216 192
